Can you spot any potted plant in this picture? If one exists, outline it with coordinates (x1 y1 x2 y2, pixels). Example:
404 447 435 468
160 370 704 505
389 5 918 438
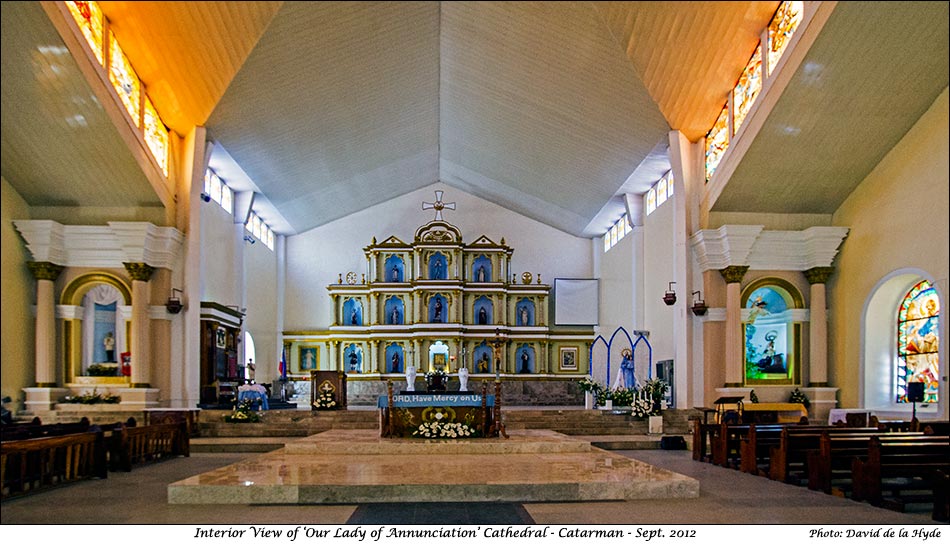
577 377 602 409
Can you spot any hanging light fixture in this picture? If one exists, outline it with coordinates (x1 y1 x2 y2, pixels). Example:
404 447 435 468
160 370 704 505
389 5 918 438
165 288 184 314
663 282 677 306
691 290 708 316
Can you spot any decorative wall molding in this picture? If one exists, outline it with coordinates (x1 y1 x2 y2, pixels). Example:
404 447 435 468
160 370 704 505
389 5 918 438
691 225 849 272
14 220 184 270
55 305 84 320
149 305 173 320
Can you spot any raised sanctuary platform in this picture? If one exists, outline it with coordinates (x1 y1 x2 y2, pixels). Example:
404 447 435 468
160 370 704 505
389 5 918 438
168 429 698 504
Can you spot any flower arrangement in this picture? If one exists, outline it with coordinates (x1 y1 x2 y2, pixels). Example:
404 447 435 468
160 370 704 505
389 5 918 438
86 363 117 377
640 379 669 412
412 420 477 439
224 399 261 423
788 388 810 407
312 389 337 410
610 387 635 407
629 393 654 419
61 388 120 404
424 369 448 382
577 377 603 395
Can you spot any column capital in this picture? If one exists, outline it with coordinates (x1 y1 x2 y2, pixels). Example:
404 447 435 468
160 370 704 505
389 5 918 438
27 261 64 281
719 265 750 284
123 262 155 282
804 266 835 285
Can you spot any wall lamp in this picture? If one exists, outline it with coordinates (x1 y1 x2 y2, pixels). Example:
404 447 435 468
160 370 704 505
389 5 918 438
200 192 212 202
662 282 677 306
691 290 708 316
243 234 256 244
166 288 184 314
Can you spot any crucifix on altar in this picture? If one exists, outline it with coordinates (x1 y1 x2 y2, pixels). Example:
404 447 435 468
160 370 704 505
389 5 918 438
422 190 456 221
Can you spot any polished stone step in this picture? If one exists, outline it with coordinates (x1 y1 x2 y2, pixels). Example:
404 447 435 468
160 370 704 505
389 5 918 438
168 430 699 504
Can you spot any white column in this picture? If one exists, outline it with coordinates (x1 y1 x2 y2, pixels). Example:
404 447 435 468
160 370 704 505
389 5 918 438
27 262 64 386
124 262 155 387
805 267 835 386
720 266 749 387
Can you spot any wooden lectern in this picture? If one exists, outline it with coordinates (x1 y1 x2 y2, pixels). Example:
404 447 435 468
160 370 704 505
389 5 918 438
310 370 347 410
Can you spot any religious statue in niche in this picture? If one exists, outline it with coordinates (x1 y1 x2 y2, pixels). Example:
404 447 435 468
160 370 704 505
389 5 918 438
432 297 443 323
620 348 636 389
478 306 488 325
347 346 361 373
519 305 529 326
391 352 401 373
391 264 400 282
103 332 116 362
433 258 443 279
390 306 401 325
351 308 359 325
520 349 531 374
477 352 490 373
477 265 486 282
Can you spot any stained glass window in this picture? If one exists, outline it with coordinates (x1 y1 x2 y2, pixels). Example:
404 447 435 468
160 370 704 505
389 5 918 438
656 177 668 207
666 171 674 197
705 103 730 182
624 214 632 235
767 1 804 76
646 188 656 215
66 1 104 65
896 280 940 403
734 45 763 134
143 97 169 176
108 32 140 127
603 233 610 252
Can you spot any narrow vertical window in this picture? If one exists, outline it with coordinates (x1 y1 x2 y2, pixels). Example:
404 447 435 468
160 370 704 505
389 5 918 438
143 97 169 176
705 103 730 182
66 1 104 65
108 32 140 126
646 188 656 215
897 280 939 403
734 45 763 134
767 1 805 76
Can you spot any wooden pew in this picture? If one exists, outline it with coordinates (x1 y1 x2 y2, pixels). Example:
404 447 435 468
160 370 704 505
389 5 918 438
767 426 880 484
1 417 91 442
933 470 949 522
739 423 792 475
108 421 189 472
806 431 923 494
851 435 950 509
691 419 717 462
1 430 107 500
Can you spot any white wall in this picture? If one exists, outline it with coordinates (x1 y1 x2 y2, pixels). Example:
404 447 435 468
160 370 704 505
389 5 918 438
244 236 279 382
199 200 240 306
285 182 593 329
643 197 676 365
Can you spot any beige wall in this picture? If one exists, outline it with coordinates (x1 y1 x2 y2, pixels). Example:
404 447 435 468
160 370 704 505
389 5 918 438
829 87 949 414
200 199 240 307
1 178 34 407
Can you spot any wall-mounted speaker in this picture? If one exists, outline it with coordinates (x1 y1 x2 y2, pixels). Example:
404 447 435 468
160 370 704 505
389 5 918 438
907 382 925 403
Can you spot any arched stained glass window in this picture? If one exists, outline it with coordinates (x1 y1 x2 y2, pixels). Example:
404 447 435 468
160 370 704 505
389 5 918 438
896 280 939 403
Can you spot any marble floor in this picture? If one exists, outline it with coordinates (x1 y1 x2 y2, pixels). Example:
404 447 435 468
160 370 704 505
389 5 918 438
168 430 699 504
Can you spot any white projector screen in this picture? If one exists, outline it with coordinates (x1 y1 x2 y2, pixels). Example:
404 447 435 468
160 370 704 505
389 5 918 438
554 278 599 325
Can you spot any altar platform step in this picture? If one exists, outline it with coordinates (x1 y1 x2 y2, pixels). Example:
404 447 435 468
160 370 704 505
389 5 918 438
168 430 699 505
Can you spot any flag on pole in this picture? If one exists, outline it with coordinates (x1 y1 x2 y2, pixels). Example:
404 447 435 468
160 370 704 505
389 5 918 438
279 347 287 379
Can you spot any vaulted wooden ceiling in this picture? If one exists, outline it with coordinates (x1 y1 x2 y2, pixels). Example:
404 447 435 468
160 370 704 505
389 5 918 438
2 2 947 237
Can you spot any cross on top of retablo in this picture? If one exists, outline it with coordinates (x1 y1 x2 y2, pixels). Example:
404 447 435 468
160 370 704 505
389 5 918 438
422 190 456 221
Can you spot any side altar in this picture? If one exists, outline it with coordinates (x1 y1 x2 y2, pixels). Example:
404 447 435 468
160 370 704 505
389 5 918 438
283 199 594 402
